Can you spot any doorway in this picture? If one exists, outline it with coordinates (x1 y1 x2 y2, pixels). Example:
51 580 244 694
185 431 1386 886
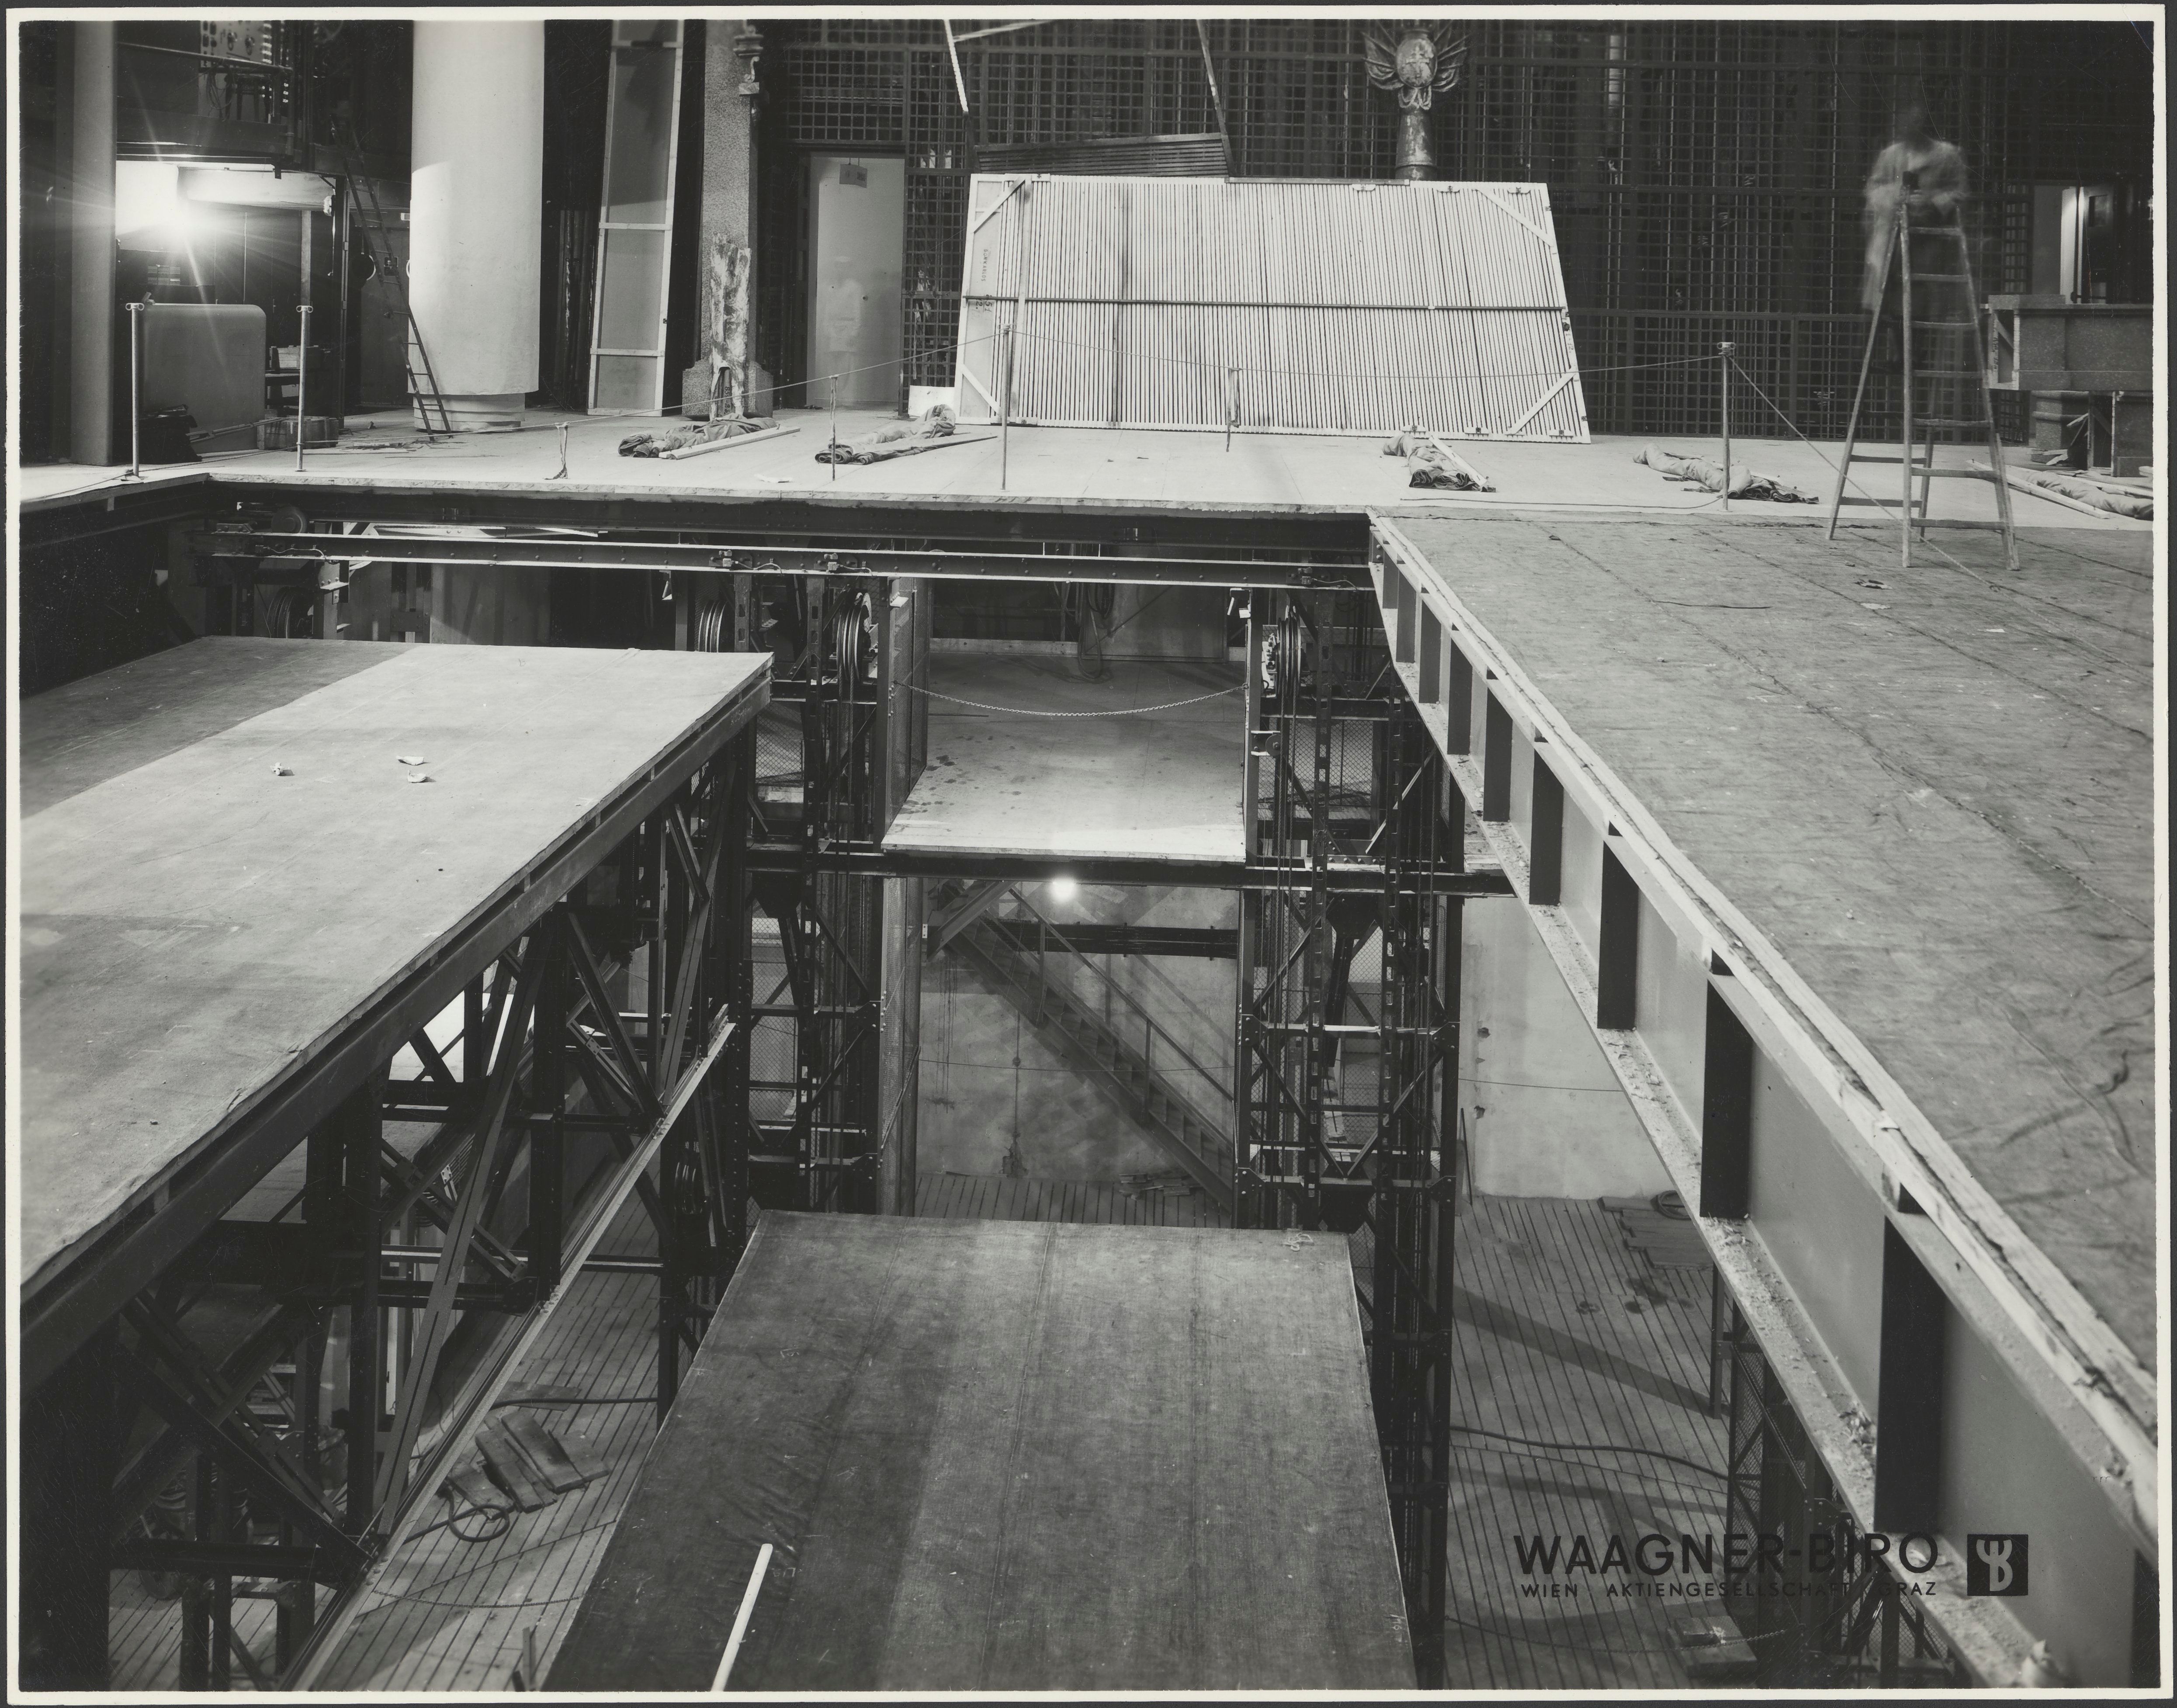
805 154 904 409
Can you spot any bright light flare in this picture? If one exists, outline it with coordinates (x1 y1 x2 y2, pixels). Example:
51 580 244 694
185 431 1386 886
1047 876 1078 904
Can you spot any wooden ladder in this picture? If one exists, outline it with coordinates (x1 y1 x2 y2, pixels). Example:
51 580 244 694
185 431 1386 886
335 123 455 437
1826 170 2018 570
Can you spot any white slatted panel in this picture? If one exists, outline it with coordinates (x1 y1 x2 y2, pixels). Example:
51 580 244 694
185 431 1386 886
954 176 1589 441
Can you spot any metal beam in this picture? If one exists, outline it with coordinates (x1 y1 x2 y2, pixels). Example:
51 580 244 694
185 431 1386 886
191 530 1362 590
978 920 1239 958
196 477 1373 557
747 842 1513 895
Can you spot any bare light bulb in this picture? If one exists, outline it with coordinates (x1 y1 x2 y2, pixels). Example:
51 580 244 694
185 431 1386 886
1048 877 1078 904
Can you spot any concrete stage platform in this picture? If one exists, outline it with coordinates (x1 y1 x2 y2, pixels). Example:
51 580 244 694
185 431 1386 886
1382 514 2156 1375
17 638 768 1353
17 408 2148 530
887 654 1246 864
548 1212 1415 1693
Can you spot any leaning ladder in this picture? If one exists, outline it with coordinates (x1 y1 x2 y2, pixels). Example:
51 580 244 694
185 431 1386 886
336 124 455 437
1827 170 2018 571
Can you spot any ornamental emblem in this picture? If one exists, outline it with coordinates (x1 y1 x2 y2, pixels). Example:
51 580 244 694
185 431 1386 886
1365 22 1469 178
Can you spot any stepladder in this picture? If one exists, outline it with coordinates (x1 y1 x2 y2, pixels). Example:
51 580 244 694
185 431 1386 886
336 125 455 437
1827 170 2019 571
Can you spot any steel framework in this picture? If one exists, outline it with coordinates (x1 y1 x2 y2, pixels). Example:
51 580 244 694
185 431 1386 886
1719 1300 1965 1687
19 733 759 1691
1234 588 1463 1688
37 502 1509 1691
707 572 893 1222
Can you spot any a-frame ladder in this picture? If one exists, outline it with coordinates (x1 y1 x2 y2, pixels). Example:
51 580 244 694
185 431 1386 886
1827 170 2018 570
335 121 455 437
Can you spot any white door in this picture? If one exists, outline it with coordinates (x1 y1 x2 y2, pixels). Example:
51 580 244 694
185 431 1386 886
806 155 905 409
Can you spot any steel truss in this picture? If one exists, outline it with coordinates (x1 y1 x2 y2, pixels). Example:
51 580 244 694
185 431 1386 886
716 573 890 1220
1234 589 1463 1688
19 750 759 1692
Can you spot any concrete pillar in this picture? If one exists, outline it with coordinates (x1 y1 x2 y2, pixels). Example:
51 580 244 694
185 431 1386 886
689 20 765 418
410 21 543 429
67 21 115 466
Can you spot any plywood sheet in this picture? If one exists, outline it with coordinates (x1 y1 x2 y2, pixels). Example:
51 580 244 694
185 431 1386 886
550 1213 1414 1692
19 639 768 1290
1390 516 2156 1368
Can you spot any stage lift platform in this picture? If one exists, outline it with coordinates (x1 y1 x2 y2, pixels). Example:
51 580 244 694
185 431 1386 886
17 637 767 1686
549 1212 1416 1693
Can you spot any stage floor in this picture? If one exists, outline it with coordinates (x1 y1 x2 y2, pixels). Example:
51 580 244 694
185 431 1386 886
17 409 2145 531
886 654 1247 864
18 638 768 1303
549 1211 1415 1692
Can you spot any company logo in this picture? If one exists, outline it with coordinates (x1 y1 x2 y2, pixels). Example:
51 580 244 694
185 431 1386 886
1510 1531 1942 1601
1966 1534 2029 1597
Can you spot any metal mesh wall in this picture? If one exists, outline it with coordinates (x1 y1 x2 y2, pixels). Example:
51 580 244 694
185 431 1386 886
760 18 2149 437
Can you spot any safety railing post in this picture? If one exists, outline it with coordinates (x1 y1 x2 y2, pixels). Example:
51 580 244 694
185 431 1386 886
295 304 313 473
1718 341 1733 511
125 301 146 480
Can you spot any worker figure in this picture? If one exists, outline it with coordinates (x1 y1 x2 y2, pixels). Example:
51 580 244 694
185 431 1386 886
1860 98 1969 372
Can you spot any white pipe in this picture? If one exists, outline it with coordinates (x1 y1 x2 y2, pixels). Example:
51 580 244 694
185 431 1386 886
711 1542 774 1691
125 301 144 478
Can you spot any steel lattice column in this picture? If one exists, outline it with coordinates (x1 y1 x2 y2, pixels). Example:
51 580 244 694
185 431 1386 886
1235 588 1463 1688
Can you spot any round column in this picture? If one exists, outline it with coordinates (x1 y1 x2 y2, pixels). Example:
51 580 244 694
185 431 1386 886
409 21 542 430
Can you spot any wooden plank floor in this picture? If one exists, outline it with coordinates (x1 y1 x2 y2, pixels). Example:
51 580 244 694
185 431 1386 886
107 1196 670 1692
314 1198 663 1692
1443 1194 1725 1690
916 1170 1230 1228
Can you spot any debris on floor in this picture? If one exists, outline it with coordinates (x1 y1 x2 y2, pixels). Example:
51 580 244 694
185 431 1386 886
1977 460 2153 520
1673 1612 1759 1684
814 403 964 464
463 1415 607 1515
1598 1191 1712 1268
1634 443 1820 502
618 416 770 458
1385 426 1495 490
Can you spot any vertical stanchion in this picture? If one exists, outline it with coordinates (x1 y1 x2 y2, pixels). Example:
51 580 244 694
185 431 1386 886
295 304 313 473
125 301 146 479
1226 365 1238 452
1718 341 1733 512
1000 324 1015 492
829 376 839 483
1898 172 1917 570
